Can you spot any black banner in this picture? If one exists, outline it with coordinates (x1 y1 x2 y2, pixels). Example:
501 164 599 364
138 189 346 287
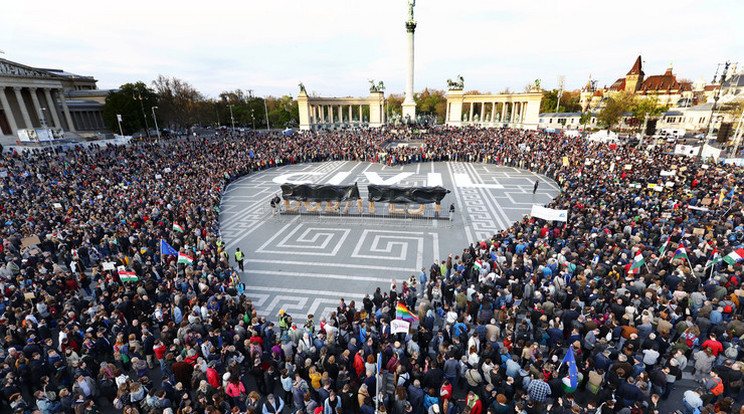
281 183 361 202
367 185 451 204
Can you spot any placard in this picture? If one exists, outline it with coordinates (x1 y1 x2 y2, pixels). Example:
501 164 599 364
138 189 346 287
164 168 172 173
21 236 41 248
562 157 569 167
701 198 712 206
624 164 633 170
102 262 116 271
693 228 705 235
155 174 162 179
665 181 675 187
53 203 62 209
391 319 410 334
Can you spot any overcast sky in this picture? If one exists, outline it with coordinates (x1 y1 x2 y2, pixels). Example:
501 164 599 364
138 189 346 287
3 0 743 98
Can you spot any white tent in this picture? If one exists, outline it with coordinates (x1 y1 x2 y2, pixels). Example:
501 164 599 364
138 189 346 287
587 130 619 143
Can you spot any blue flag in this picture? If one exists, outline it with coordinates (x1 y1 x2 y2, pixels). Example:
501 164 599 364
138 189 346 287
249 149 255 157
160 239 178 256
562 347 578 389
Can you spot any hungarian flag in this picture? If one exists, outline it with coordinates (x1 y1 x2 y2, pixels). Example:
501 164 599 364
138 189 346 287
705 248 721 268
473 260 483 271
628 251 645 274
658 237 670 256
178 252 194 265
723 247 744 265
173 223 185 233
119 270 138 282
396 302 419 321
672 242 688 261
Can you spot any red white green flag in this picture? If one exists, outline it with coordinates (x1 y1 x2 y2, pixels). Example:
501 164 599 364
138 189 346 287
723 247 744 265
177 252 194 265
628 251 645 274
119 270 138 282
672 242 688 261
173 223 185 233
705 248 721 268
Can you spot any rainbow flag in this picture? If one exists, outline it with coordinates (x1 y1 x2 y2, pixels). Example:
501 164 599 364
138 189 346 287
396 302 418 321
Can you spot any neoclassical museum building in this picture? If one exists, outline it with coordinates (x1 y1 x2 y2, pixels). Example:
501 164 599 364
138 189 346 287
0 57 110 147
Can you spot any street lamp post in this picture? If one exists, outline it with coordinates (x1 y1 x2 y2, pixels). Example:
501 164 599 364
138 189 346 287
697 61 730 161
133 90 151 138
228 104 236 131
638 113 649 149
251 108 255 130
151 106 161 140
263 98 271 131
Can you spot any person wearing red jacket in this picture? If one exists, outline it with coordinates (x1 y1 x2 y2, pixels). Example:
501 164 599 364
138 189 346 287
354 350 365 379
701 333 724 356
465 391 482 414
206 361 220 389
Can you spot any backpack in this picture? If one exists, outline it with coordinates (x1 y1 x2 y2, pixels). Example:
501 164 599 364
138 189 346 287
710 377 724 396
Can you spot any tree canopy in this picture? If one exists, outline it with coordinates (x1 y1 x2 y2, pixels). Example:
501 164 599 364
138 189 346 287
102 82 158 135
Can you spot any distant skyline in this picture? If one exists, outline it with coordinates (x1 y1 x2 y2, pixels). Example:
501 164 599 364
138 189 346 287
2 0 743 98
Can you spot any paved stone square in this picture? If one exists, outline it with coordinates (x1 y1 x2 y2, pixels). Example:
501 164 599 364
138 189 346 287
220 161 559 321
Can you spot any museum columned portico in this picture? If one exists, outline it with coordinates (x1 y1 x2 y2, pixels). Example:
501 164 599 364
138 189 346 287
0 57 109 145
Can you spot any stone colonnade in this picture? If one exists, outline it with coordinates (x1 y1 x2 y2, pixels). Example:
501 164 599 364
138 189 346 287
297 90 386 130
444 89 544 130
0 86 75 135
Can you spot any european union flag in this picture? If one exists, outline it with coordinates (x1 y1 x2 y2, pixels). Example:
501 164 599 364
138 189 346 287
562 347 578 389
160 239 178 256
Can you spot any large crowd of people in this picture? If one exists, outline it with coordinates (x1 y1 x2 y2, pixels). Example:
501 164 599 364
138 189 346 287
1 126 743 414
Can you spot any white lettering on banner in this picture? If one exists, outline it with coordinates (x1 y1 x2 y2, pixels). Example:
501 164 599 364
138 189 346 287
391 319 410 334
530 205 568 222
454 173 504 189
363 172 414 185
272 172 324 184
427 173 443 187
327 171 351 185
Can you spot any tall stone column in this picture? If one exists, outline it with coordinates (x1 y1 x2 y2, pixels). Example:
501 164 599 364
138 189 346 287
43 89 62 128
13 87 33 129
480 103 485 123
501 103 507 123
58 89 75 132
401 5 417 121
29 88 45 128
469 104 474 123
0 88 18 135
359 106 363 122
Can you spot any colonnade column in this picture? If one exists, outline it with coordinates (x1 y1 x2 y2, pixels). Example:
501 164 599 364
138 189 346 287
58 90 75 132
469 104 474 123
480 103 485 123
13 87 33 129
28 88 46 128
359 105 363 122
0 88 18 134
348 105 352 123
501 103 506 123
43 89 61 128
